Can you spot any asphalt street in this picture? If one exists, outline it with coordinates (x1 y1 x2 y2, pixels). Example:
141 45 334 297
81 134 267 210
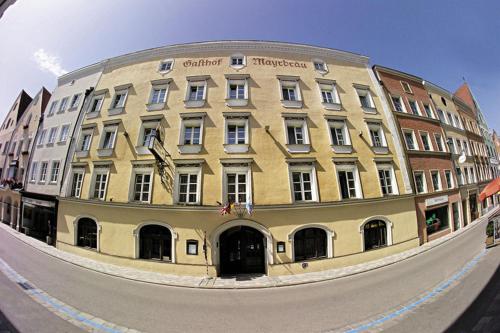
0 217 496 333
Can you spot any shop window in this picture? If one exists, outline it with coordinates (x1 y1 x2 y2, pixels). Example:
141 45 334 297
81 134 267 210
363 220 387 251
140 225 172 261
77 218 97 249
294 228 327 261
426 205 449 236
186 240 198 255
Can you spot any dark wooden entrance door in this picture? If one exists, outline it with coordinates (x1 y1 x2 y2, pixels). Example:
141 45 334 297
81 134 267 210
219 226 265 275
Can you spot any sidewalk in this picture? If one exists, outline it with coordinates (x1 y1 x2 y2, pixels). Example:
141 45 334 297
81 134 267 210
1 207 497 289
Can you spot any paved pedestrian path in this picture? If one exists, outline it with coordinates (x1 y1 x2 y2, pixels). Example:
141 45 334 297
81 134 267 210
0 207 497 289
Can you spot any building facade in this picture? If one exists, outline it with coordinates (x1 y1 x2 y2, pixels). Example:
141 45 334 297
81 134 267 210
424 81 478 227
0 90 32 226
0 88 51 231
56 41 419 277
374 67 462 244
22 64 104 242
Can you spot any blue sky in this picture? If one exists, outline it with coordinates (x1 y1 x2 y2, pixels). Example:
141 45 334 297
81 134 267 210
1 0 498 132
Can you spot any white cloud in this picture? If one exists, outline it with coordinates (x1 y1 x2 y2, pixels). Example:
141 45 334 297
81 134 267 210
33 48 68 77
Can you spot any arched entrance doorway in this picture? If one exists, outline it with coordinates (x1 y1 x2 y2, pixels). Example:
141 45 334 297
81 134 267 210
219 226 265 275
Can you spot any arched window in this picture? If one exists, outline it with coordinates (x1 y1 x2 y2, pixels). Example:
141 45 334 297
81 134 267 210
294 228 327 261
77 218 97 249
363 220 387 251
139 225 172 261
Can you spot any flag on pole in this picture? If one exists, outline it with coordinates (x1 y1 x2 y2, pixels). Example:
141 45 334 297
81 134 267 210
246 201 254 215
219 202 231 215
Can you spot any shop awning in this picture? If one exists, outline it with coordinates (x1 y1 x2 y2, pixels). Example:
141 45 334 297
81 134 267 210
479 177 500 202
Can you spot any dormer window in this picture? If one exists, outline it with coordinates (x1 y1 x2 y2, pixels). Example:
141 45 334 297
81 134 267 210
312 59 328 74
401 81 413 94
229 54 246 69
158 59 174 74
278 76 302 108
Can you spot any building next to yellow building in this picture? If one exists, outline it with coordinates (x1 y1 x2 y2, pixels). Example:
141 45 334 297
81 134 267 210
0 88 51 230
55 41 419 277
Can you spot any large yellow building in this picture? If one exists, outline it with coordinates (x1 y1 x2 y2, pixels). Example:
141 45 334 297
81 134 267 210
56 41 419 277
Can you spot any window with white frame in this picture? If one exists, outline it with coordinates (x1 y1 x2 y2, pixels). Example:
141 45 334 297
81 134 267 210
437 109 446 123
284 117 309 148
414 171 427 194
456 168 464 185
175 166 201 204
445 170 454 189
29 162 38 182
100 125 118 150
403 130 417 150
469 167 476 183
181 118 202 145
149 86 167 105
229 54 245 69
317 80 340 109
464 168 470 184
158 59 174 73
408 100 420 115
47 100 58 116
391 96 405 112
431 171 442 191
463 141 470 155
39 162 48 182
58 97 69 113
336 163 362 199
447 112 456 127
187 81 206 101
434 134 445 152
110 89 128 110
16 140 22 156
313 59 327 73
47 127 58 144
50 161 60 183
91 168 109 200
78 130 93 152
367 122 386 148
456 140 463 154
132 172 152 203
70 171 84 198
329 120 351 147
69 94 81 110
279 77 302 108
420 132 432 151
377 163 398 195
228 80 246 100
224 115 249 153
447 138 456 154
355 87 375 110
88 95 104 114
37 129 46 145
423 103 434 118
453 115 462 129
59 124 70 143
223 164 251 204
137 120 160 151
401 81 413 94
288 163 318 202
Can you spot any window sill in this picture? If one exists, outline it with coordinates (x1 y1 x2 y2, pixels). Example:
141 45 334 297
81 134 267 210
75 150 89 158
178 144 202 154
372 146 389 154
86 111 100 119
108 107 125 116
322 102 342 111
96 148 114 157
225 98 248 107
68 106 78 112
135 146 151 155
56 110 66 114
224 144 249 154
146 103 165 111
362 106 377 114
230 64 246 70
158 69 172 75
46 142 55 147
184 99 206 108
281 100 303 108
286 144 311 154
331 145 353 154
